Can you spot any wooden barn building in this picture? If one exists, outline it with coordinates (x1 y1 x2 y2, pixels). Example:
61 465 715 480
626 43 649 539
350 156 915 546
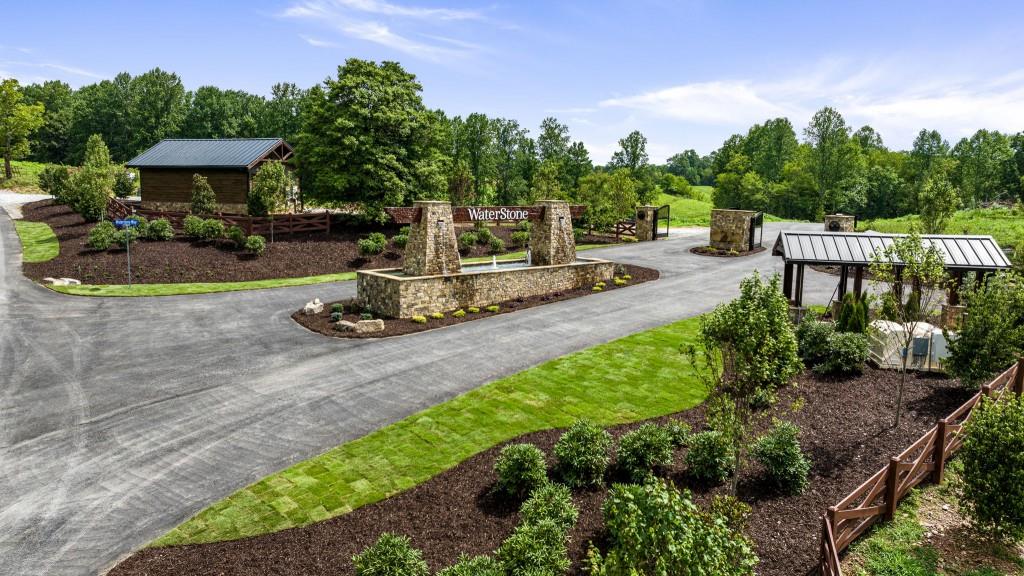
126 138 292 214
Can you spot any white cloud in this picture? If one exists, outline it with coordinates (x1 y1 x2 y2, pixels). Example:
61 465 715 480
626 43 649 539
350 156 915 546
0 60 103 80
282 0 485 61
593 60 1024 149
300 34 338 48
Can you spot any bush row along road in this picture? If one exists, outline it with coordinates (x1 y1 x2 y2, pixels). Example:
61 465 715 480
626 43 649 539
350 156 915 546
0 203 835 576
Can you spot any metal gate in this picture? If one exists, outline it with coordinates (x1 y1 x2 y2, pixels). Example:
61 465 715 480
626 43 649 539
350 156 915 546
653 204 670 239
749 211 764 251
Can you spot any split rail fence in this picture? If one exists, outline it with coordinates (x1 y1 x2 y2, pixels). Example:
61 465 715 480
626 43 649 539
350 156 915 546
108 198 330 237
820 358 1024 575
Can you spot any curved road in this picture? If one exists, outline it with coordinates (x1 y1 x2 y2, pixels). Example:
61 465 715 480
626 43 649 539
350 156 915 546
0 207 835 575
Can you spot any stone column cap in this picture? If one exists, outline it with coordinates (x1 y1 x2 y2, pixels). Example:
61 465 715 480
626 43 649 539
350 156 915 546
535 199 569 204
412 200 452 206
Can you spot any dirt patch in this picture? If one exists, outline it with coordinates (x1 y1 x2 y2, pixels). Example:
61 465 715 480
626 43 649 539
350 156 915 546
109 368 972 576
293 264 659 338
690 245 768 258
18 200 616 285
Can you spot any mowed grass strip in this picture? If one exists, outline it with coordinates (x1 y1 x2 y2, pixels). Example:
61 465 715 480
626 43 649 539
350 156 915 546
50 272 357 297
859 206 1024 247
153 316 708 547
14 219 59 262
656 190 787 228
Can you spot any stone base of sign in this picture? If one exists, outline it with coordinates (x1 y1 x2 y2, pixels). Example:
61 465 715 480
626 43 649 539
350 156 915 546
335 319 385 333
139 201 249 215
403 200 461 276
635 205 657 241
358 258 616 318
530 199 576 266
710 209 756 252
825 214 856 232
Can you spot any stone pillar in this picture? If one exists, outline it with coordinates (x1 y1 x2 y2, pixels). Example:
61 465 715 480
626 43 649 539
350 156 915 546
530 200 576 266
825 213 856 232
635 205 657 241
710 209 756 252
402 201 461 276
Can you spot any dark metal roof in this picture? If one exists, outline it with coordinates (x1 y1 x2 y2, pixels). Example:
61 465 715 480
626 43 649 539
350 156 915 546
773 231 1011 270
126 138 286 169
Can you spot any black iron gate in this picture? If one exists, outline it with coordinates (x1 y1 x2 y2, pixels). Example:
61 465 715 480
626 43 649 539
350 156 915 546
749 211 764 251
653 204 670 239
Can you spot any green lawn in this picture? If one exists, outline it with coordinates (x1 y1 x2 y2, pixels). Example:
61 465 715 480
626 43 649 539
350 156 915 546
152 315 709 547
656 191 786 227
13 220 59 262
859 207 1024 248
0 160 47 193
48 245 611 298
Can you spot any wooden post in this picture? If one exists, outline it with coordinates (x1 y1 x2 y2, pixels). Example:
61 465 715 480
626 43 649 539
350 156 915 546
1014 358 1024 396
325 210 331 235
885 456 900 520
795 264 806 307
932 420 947 484
838 265 849 299
783 262 794 300
853 266 864 296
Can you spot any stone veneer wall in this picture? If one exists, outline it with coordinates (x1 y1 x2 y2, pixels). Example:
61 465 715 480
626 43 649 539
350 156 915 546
139 201 249 215
358 259 617 318
530 200 576 266
402 200 461 276
635 206 657 241
709 209 756 252
824 214 856 232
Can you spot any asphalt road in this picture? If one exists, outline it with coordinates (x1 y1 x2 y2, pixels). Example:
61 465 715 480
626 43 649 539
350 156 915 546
0 207 836 576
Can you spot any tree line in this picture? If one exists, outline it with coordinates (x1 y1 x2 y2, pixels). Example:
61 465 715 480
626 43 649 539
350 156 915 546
706 108 1024 226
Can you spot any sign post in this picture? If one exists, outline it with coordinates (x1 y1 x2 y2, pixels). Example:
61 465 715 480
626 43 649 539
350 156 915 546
114 218 139 287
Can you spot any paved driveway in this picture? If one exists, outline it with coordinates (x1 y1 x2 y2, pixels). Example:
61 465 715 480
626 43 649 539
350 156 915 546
0 206 836 576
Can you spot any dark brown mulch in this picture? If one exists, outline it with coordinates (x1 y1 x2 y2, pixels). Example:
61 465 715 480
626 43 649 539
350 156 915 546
110 368 972 576
690 245 768 257
292 264 659 338
18 201 616 285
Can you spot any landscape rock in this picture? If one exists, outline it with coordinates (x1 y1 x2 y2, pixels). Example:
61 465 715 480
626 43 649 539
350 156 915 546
43 277 82 286
335 319 385 334
303 298 323 315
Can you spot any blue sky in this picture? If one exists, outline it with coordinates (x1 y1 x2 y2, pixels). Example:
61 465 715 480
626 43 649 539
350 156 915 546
4 0 1024 162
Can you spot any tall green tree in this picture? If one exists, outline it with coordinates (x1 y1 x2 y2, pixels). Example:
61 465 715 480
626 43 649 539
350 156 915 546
743 118 798 182
564 141 592 195
574 170 638 230
610 130 649 172
665 149 710 185
0 78 45 179
803 107 864 217
952 129 1016 205
492 118 533 205
127 67 188 158
461 112 495 202
260 82 306 143
21 80 74 163
907 129 950 201
181 86 264 139
537 117 570 164
918 173 961 233
296 59 446 219
852 125 885 151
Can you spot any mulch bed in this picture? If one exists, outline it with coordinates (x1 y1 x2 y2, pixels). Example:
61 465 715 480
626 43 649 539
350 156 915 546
18 200 616 285
110 368 972 576
292 264 659 338
691 245 768 258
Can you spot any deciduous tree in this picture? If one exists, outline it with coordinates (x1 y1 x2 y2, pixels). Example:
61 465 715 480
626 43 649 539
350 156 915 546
0 78 45 179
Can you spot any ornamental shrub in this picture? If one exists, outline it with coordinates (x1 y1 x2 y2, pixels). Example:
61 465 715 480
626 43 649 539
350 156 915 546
613 277 627 286
752 420 811 495
488 236 505 254
510 230 530 248
494 443 547 499
145 218 174 241
358 237 385 256
436 555 502 576
367 231 387 246
126 213 149 238
486 305 499 313
248 161 288 216
38 164 72 204
199 218 225 241
468 306 480 313
352 532 429 576
458 231 478 251
685 430 734 485
813 332 869 375
112 169 136 199
475 227 493 245
87 221 116 250
616 424 674 482
429 312 444 320
947 272 1024 388
183 215 204 238
573 228 585 242
554 419 613 488
516 220 531 232
190 173 217 215
519 482 579 533
68 167 111 222
360 312 373 321
331 311 343 322
586 479 757 576
245 234 267 256
836 292 869 333
226 225 247 248
959 395 1024 541
116 225 140 247
331 303 344 314
495 519 570 576
411 315 427 324
399 225 411 236
452 309 466 318
665 420 692 448
391 234 408 249
795 313 835 366
593 286 603 292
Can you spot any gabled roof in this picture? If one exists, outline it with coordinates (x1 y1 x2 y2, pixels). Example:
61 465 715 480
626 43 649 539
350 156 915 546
773 231 1011 270
126 138 291 169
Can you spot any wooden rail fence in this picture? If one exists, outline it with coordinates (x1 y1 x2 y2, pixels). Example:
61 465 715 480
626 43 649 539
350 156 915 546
107 198 330 237
821 358 1024 576
613 220 637 240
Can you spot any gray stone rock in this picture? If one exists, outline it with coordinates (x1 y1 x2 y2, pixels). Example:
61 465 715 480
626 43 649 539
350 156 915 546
303 298 323 315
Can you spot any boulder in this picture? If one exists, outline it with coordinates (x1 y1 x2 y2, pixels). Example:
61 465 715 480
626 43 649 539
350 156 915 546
334 319 385 334
303 298 324 315
43 277 81 286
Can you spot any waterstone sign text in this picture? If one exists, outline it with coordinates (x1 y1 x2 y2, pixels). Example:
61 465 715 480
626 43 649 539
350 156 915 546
384 205 586 224
466 207 530 221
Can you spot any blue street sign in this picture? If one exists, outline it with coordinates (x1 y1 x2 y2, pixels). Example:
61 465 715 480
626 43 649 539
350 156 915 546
114 219 139 229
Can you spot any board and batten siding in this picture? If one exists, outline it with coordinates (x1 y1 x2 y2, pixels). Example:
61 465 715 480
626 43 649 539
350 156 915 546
139 168 250 205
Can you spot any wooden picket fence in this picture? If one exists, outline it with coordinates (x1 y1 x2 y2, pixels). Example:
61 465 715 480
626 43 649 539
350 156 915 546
821 359 1024 575
107 197 330 237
